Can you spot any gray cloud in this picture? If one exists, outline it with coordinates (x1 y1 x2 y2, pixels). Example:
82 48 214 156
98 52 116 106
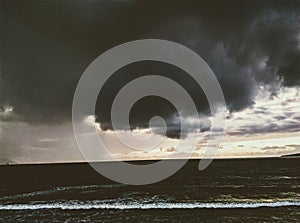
0 0 299 138
234 122 300 136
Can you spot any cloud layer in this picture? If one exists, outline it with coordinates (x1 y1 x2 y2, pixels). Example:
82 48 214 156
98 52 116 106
0 0 299 163
0 0 299 137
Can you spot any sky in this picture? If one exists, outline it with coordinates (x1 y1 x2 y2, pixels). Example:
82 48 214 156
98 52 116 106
0 0 299 164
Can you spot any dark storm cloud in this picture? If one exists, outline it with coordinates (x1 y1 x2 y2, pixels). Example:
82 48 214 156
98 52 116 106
0 0 299 137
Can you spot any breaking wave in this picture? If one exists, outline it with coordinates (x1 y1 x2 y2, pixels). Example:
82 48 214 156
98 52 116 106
0 200 299 210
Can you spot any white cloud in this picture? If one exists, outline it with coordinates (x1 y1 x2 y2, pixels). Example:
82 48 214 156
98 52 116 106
225 84 300 136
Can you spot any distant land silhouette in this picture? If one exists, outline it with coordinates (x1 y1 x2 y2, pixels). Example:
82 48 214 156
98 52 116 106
281 153 300 158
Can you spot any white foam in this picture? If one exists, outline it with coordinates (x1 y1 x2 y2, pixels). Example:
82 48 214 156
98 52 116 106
0 201 299 210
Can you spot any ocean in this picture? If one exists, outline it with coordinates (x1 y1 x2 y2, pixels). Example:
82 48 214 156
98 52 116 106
0 158 299 222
